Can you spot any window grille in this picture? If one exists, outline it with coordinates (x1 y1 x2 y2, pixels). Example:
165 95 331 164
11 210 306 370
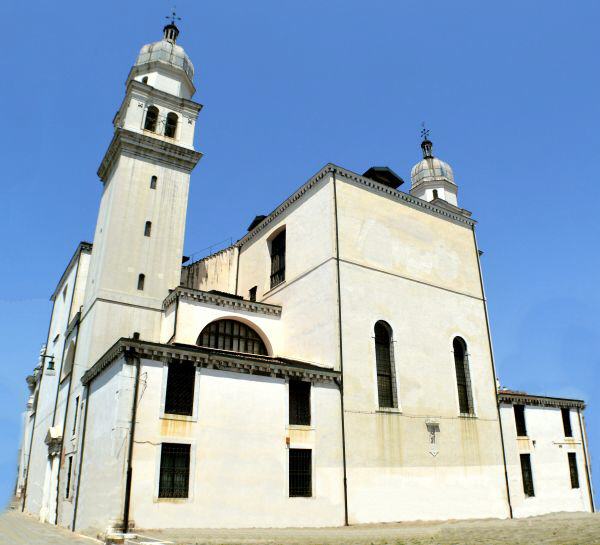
65 456 73 499
374 321 397 408
520 453 535 497
453 337 473 414
164 361 195 416
144 106 159 132
568 452 579 489
562 408 573 437
289 380 311 426
514 404 527 436
270 230 286 288
165 112 178 138
159 443 190 498
150 176 157 189
197 319 267 355
289 448 312 497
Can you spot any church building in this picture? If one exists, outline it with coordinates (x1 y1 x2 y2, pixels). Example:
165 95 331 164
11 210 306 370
16 21 594 534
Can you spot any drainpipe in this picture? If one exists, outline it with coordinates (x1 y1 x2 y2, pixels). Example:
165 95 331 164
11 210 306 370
122 352 141 533
332 170 349 526
234 244 241 296
471 227 513 518
577 408 595 512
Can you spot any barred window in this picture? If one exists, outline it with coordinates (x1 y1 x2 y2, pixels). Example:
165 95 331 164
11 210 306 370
159 443 190 498
270 230 286 289
562 408 573 437
164 361 195 416
197 319 267 355
289 380 311 426
289 448 312 497
514 404 527 437
568 452 579 489
144 106 159 132
453 337 473 414
520 453 535 497
374 321 397 408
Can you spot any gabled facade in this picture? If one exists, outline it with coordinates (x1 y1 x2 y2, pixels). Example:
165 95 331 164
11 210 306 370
16 20 594 536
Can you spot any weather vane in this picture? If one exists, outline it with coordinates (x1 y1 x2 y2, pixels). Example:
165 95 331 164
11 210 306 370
420 122 430 141
166 7 182 25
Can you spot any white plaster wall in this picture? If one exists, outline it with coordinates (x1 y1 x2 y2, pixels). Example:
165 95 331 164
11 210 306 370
500 404 593 517
128 359 344 529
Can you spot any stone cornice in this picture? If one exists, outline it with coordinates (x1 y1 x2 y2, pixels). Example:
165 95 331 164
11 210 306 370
82 339 339 385
98 128 202 182
236 163 476 247
164 286 282 317
126 61 196 98
498 391 585 410
50 242 92 301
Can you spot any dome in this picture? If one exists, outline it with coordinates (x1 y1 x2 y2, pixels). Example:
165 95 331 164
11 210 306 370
410 156 455 187
135 33 194 82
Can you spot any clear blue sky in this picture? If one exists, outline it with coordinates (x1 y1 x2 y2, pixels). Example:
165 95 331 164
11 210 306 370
1 0 599 508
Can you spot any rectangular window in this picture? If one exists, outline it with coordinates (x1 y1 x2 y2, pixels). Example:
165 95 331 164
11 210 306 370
65 456 73 499
520 453 535 497
562 408 573 437
568 452 580 488
158 443 190 498
164 361 196 416
72 396 80 436
289 380 311 426
249 286 257 302
514 404 527 437
289 448 312 497
270 230 286 289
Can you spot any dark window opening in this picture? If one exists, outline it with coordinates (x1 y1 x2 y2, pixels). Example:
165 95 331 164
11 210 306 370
132 332 140 340
197 319 267 355
165 112 178 138
65 456 73 499
249 286 257 302
159 443 190 498
270 230 286 288
142 76 148 84
289 380 311 426
568 452 580 489
137 274 145 291
562 408 573 437
374 321 396 408
432 189 439 199
150 176 157 189
72 396 79 436
453 337 473 414
289 448 312 497
514 404 527 437
144 106 159 132
144 221 152 237
520 453 535 497
164 361 195 416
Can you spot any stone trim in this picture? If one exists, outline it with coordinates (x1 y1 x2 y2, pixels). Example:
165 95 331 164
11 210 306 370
164 286 282 316
237 163 476 247
498 391 585 410
82 339 339 385
97 129 202 182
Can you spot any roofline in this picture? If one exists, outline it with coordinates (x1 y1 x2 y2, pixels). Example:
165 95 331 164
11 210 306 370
81 338 339 386
498 390 585 410
235 163 476 248
50 242 93 301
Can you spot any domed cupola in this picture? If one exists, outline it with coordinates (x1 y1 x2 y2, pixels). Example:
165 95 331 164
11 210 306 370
410 129 458 207
127 19 196 99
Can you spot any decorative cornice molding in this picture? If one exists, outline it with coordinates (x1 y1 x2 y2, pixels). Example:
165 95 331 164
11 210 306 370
498 391 585 410
98 128 202 181
164 286 282 316
82 339 338 386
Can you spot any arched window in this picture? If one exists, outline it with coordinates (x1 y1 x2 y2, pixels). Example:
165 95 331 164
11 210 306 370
197 319 267 355
453 337 473 414
432 189 439 199
137 274 145 291
164 112 178 138
150 175 157 189
144 106 159 132
144 221 152 237
374 321 397 408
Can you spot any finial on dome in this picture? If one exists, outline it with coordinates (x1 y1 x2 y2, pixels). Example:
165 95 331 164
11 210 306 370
163 7 182 43
420 122 433 159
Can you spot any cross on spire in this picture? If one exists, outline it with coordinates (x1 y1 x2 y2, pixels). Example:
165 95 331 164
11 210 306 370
166 7 182 26
420 122 433 158
420 122 430 142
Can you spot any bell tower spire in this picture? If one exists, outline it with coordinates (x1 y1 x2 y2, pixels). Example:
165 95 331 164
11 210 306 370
163 8 181 43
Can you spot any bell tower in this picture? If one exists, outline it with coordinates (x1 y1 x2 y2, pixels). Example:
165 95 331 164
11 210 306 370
80 21 202 365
